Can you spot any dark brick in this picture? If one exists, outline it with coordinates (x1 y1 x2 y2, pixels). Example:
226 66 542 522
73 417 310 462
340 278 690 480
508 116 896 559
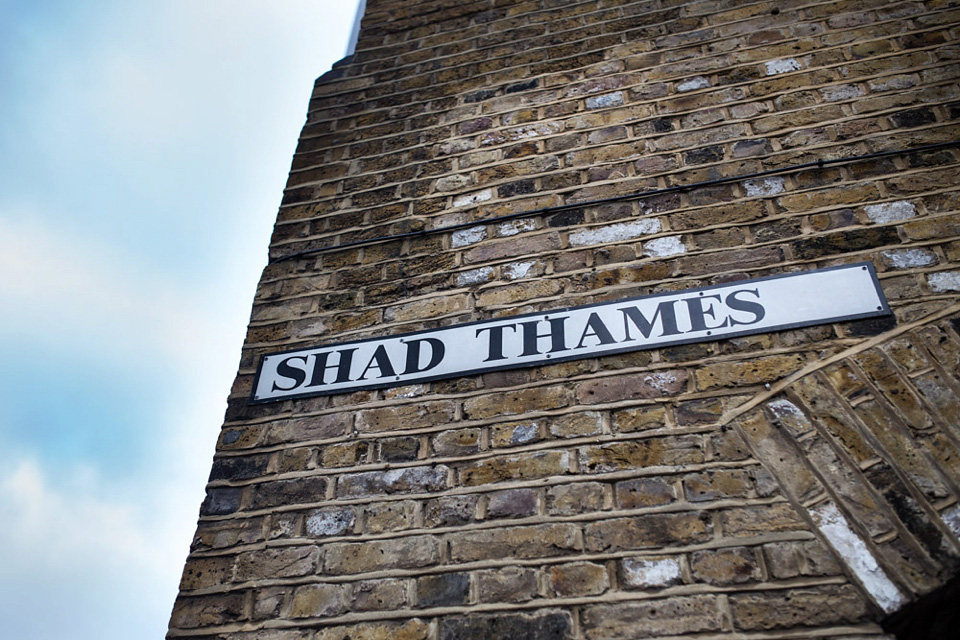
200 487 243 516
460 117 493 134
500 180 537 197
417 573 470 607
547 209 585 227
791 227 901 260
865 463 954 564
464 89 497 102
209 454 270 482
675 398 723 425
844 315 897 337
890 108 937 128
249 477 328 510
441 611 573 640
380 437 421 462
653 118 674 132
684 145 724 165
505 79 539 93
487 488 539 518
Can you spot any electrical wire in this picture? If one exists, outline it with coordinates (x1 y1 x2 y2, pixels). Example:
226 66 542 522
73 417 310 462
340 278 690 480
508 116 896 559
271 140 960 264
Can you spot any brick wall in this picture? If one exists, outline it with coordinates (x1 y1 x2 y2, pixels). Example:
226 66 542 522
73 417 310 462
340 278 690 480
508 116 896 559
169 0 960 638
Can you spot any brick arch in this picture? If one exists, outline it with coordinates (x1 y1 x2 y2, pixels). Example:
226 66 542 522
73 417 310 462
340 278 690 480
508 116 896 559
726 303 960 619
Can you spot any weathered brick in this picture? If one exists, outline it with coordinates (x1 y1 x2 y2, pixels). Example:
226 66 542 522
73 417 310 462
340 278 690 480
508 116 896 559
584 512 712 552
266 414 352 444
690 546 761 585
476 566 539 603
695 355 805 389
417 572 470 607
582 596 722 638
201 487 244 516
349 578 408 612
337 466 448 498
169 594 246 629
424 494 479 528
363 500 417 533
619 556 683 589
321 441 369 468
433 428 481 456
192 517 264 551
721 503 807 537
577 371 689 404
546 482 605 515
487 488 539 518
549 411 602 438
580 435 704 473
356 401 457 433
235 546 320 581
290 583 343 618
463 385 574 419
324 536 441 574
449 523 581 562
615 477 675 509
550 561 609 597
209 454 270 482
314 619 430 640
612 405 668 432
730 585 872 630
384 294 469 322
684 469 756 502
460 450 570 486
249 477 328 510
440 611 573 640
180 555 235 591
306 506 356 537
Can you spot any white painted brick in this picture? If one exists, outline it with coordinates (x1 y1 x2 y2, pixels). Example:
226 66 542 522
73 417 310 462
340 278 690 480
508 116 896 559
452 226 487 247
765 58 802 75
504 261 536 280
620 556 682 588
676 76 710 92
765 398 812 432
865 201 916 223
810 502 906 613
820 84 863 101
456 266 495 286
585 92 624 109
928 271 960 292
498 219 537 236
437 139 475 155
508 121 564 140
883 248 937 269
941 504 960 539
744 177 786 196
506 423 539 445
569 219 661 247
643 236 686 257
306 508 355 537
868 75 916 92
452 189 493 208
643 372 681 394
435 174 473 192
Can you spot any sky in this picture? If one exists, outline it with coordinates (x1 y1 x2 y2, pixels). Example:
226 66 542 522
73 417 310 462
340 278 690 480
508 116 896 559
0 1 360 637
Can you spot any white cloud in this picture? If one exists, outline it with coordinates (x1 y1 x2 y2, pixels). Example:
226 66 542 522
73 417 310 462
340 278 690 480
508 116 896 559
0 457 173 575
0 452 190 638
0 212 224 371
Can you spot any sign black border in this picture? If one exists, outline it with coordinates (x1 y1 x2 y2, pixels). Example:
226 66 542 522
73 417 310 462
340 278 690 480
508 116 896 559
249 262 891 404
